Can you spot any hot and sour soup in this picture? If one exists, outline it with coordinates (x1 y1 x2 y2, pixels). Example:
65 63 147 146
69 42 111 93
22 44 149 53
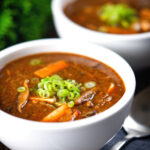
64 0 150 34
0 53 125 122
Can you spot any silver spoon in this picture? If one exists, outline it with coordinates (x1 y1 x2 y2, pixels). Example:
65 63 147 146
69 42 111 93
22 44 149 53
111 86 150 150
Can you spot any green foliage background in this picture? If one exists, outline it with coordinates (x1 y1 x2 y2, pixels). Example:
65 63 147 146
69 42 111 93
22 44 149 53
0 0 53 50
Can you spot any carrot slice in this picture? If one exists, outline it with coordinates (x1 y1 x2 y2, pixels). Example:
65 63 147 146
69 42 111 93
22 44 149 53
29 97 56 104
58 107 72 122
34 60 68 78
42 104 69 122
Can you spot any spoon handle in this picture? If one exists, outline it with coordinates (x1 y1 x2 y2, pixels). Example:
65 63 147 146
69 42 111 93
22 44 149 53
110 134 135 150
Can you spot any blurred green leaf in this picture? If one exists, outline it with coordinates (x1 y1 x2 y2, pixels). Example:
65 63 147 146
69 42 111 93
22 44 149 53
0 0 53 50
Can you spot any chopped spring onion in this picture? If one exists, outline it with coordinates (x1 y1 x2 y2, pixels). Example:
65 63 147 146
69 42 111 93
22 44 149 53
98 3 138 28
57 89 69 98
30 59 44 66
37 89 53 98
32 75 97 108
17 86 26 92
54 102 64 107
84 81 96 89
35 75 82 105
68 101 75 108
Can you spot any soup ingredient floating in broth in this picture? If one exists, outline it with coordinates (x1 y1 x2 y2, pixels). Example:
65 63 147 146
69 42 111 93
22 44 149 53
42 103 71 122
98 4 138 28
30 59 44 66
35 75 82 107
17 79 29 113
34 60 68 78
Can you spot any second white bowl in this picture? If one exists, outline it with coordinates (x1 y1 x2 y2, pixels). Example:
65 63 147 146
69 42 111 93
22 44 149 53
52 0 150 70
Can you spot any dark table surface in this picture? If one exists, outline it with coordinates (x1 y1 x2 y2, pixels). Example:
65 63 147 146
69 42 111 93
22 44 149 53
0 29 150 149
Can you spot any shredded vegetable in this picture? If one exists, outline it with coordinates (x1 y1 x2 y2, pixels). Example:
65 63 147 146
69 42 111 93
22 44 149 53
35 75 82 106
29 74 97 108
30 59 43 66
98 3 138 28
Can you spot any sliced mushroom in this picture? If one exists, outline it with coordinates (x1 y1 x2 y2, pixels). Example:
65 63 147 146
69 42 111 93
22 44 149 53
17 79 29 113
83 110 97 118
106 96 112 102
86 101 94 108
75 87 98 105
72 110 81 121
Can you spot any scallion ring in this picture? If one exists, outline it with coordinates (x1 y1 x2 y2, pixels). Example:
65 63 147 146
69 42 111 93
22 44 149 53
84 81 96 89
17 86 26 92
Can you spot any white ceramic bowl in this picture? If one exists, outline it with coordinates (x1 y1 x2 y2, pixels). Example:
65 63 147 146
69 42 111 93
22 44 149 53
0 39 135 150
52 0 150 70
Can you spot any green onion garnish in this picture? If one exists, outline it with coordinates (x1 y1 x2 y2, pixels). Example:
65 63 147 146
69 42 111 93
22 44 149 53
17 86 26 92
57 89 69 98
35 75 82 105
31 75 97 108
30 59 43 66
84 81 96 89
98 3 138 28
68 101 75 108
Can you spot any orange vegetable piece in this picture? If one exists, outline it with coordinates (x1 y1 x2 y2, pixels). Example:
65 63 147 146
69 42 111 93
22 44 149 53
29 97 56 104
42 104 69 122
34 60 68 78
58 107 72 122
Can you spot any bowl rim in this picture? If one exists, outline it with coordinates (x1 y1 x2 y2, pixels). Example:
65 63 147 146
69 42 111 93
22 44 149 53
0 38 136 130
52 0 150 40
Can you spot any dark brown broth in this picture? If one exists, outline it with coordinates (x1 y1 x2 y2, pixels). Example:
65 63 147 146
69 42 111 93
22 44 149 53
0 52 125 122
